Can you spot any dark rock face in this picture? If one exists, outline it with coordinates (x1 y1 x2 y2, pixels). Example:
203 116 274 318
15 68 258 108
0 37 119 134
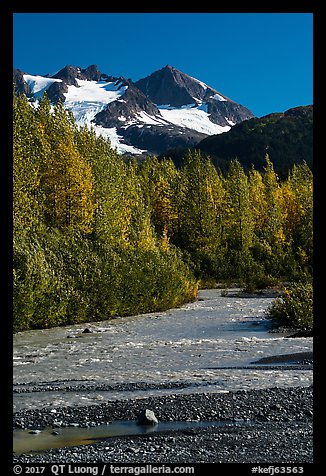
46 81 68 103
52 65 80 86
52 64 116 85
135 65 254 125
78 64 104 82
13 69 32 96
118 124 207 155
135 65 220 107
206 97 254 126
94 82 162 129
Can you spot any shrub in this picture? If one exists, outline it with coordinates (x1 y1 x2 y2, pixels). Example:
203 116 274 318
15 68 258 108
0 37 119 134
266 281 313 329
13 230 198 332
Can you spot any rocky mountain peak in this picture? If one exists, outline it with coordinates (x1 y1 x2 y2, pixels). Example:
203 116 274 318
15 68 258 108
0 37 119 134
51 64 116 84
52 65 80 86
135 65 227 108
135 65 195 107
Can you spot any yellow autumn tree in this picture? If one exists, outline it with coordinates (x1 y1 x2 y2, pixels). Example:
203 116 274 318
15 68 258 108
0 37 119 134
124 160 156 251
137 156 179 250
40 101 97 233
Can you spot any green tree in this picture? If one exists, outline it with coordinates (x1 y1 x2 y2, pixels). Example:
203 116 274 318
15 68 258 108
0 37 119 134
13 94 44 234
223 159 254 279
174 150 224 277
282 162 313 277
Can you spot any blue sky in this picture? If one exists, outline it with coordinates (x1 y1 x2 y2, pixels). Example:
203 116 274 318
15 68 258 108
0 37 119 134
13 13 313 117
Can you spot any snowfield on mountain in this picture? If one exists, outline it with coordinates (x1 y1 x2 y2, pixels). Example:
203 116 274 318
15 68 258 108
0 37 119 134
14 64 254 155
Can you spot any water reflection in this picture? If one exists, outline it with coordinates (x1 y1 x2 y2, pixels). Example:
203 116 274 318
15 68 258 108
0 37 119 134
13 419 245 454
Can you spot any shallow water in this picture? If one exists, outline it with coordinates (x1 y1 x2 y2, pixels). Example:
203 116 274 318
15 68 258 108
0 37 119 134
13 289 313 411
14 419 243 454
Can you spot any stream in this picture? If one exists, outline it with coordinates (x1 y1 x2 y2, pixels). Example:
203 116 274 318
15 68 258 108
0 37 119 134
13 288 313 412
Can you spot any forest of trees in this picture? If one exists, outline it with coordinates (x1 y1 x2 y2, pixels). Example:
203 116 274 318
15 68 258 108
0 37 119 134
13 93 313 332
187 105 313 178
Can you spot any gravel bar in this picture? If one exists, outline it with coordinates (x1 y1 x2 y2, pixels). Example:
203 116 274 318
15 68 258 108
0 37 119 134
13 386 313 463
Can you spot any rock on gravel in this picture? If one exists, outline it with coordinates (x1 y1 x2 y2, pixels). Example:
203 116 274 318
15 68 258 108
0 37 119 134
136 409 159 425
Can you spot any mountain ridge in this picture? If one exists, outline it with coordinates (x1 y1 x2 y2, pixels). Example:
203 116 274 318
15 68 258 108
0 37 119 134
163 104 312 177
13 63 254 155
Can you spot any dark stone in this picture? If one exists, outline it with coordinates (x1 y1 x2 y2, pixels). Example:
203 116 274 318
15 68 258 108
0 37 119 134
206 97 253 126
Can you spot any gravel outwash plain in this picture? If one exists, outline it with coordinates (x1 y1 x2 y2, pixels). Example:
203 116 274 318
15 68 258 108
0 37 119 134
13 385 313 463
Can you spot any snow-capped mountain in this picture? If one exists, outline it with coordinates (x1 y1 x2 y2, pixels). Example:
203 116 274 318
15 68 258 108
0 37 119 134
13 64 254 155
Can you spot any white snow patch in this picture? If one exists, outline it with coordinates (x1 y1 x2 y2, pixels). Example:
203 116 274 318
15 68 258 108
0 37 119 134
62 80 143 153
134 111 168 126
64 80 128 129
211 92 227 102
65 79 127 104
92 125 146 155
225 117 236 126
23 74 62 96
188 75 209 90
158 104 231 135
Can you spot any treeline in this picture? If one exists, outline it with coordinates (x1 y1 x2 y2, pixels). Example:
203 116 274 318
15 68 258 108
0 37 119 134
160 150 312 285
13 94 313 332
